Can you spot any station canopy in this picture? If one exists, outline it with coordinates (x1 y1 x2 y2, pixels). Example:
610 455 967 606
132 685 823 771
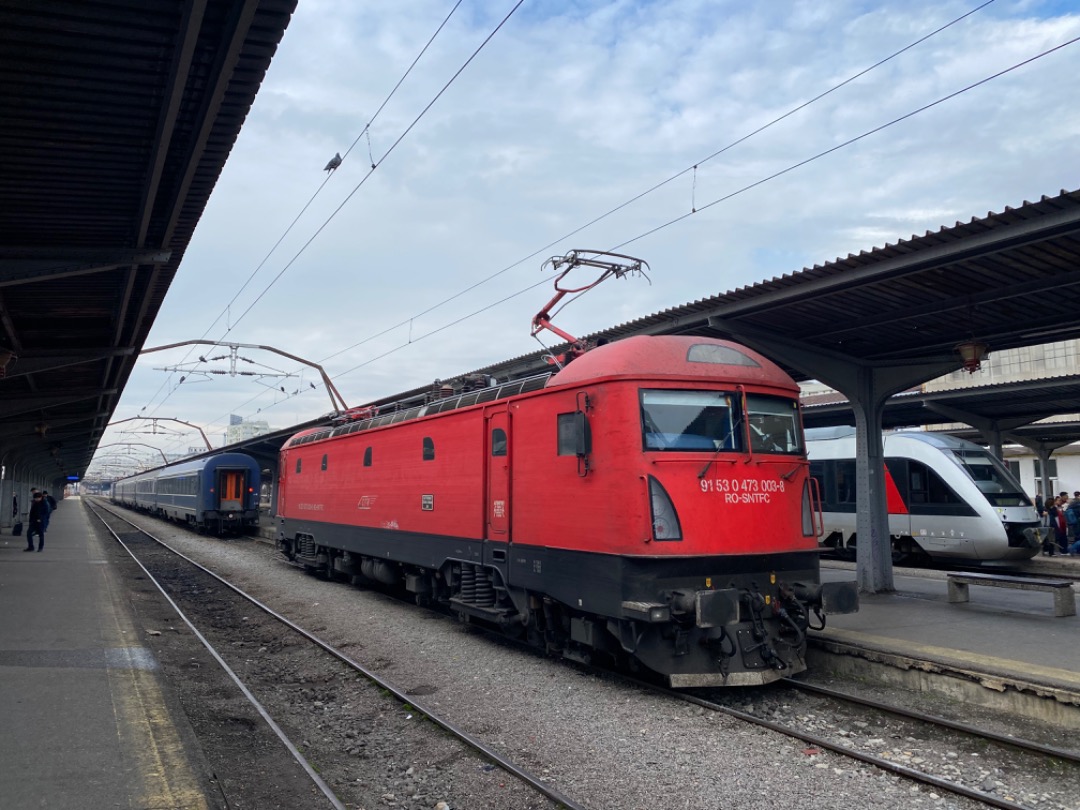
0 0 297 484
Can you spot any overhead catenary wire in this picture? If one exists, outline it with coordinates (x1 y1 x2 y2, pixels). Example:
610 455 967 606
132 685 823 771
140 0 469 417
212 30 1080 432
132 9 1074 456
140 0 997 434
316 0 999 367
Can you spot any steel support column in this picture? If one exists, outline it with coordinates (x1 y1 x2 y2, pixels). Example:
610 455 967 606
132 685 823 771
708 317 956 593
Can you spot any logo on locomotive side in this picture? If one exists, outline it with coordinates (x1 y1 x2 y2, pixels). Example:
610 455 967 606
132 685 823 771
357 495 377 510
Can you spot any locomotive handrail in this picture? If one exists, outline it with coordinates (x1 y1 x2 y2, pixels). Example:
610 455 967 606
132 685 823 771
808 474 825 538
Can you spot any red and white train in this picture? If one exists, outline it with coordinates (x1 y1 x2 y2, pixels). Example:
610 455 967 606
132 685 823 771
276 334 858 686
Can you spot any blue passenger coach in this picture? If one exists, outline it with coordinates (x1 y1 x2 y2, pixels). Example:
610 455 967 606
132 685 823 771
112 453 261 534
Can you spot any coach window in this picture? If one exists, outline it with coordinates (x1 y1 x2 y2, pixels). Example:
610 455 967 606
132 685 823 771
835 460 857 505
295 457 302 474
363 446 372 467
492 428 507 457
422 437 435 461
908 461 964 507
321 453 328 471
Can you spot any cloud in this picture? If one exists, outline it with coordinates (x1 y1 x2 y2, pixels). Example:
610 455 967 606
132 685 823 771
92 0 1080 469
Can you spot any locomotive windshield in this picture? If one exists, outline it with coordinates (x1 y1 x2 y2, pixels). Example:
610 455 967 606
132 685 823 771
950 448 1032 507
640 390 803 454
641 390 739 451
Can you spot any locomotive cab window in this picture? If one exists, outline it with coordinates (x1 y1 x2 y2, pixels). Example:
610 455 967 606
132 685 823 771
363 446 372 467
321 453 328 471
422 437 435 461
640 390 739 452
746 395 803 455
295 458 302 474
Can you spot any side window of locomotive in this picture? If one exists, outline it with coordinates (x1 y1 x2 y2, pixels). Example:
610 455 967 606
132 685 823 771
295 457 302 474
745 394 803 454
363 446 372 467
640 390 739 451
557 413 576 456
422 437 435 461
491 428 507 457
321 453 328 471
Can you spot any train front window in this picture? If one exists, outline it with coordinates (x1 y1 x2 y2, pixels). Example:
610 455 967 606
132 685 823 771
745 394 803 455
640 390 740 452
951 449 1031 507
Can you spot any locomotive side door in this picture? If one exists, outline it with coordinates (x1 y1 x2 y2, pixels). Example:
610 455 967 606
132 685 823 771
485 409 511 554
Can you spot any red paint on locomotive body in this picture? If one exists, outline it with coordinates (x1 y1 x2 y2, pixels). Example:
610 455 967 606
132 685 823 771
277 335 858 687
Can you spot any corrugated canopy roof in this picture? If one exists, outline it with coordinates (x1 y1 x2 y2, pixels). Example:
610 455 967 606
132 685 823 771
0 0 296 484
480 189 1080 383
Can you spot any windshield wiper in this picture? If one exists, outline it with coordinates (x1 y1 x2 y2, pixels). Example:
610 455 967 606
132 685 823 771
698 417 742 479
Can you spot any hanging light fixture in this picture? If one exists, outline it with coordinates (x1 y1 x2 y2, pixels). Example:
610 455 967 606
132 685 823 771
955 340 989 373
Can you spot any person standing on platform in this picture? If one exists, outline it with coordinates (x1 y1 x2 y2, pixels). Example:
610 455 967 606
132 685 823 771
25 491 47 552
1043 496 1061 556
1065 492 1080 555
41 489 55 529
1056 495 1070 554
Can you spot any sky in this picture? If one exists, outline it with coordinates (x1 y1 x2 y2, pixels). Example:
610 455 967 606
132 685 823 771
90 0 1080 474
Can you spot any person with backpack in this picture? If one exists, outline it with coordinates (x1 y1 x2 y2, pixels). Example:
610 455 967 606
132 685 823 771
1066 492 1080 555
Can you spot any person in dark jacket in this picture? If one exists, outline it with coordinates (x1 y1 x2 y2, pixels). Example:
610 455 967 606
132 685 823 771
26 492 48 552
1067 493 1080 555
41 490 56 527
1043 497 1061 556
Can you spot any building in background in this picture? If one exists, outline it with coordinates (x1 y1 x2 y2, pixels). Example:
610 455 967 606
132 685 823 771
225 415 271 446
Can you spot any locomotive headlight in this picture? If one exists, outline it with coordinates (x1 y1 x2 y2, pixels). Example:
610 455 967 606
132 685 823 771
648 476 682 541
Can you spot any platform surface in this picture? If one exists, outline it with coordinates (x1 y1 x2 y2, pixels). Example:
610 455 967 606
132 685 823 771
3 501 1079 808
0 497 210 810
819 557 1080 694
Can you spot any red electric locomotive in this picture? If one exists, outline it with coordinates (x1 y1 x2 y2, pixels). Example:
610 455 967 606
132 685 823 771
276 322 858 686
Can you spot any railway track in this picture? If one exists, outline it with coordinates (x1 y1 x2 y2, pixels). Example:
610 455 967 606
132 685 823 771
90 498 1080 810
87 500 586 810
670 679 1080 810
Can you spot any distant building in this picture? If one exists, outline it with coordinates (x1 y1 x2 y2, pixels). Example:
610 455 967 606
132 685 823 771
225 417 271 446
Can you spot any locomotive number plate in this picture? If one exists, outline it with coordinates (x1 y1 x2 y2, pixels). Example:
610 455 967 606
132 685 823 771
421 494 434 511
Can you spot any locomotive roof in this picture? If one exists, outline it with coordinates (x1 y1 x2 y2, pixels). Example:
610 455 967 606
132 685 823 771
547 335 798 390
283 336 797 450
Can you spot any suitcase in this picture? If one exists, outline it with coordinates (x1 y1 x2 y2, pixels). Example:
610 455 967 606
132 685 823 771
12 521 23 536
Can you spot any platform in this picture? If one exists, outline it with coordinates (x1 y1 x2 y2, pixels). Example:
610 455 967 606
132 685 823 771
816 559 1080 718
3 506 1079 808
0 497 212 810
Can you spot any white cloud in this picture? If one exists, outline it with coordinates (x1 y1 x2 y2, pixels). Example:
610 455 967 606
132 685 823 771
92 0 1080 469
